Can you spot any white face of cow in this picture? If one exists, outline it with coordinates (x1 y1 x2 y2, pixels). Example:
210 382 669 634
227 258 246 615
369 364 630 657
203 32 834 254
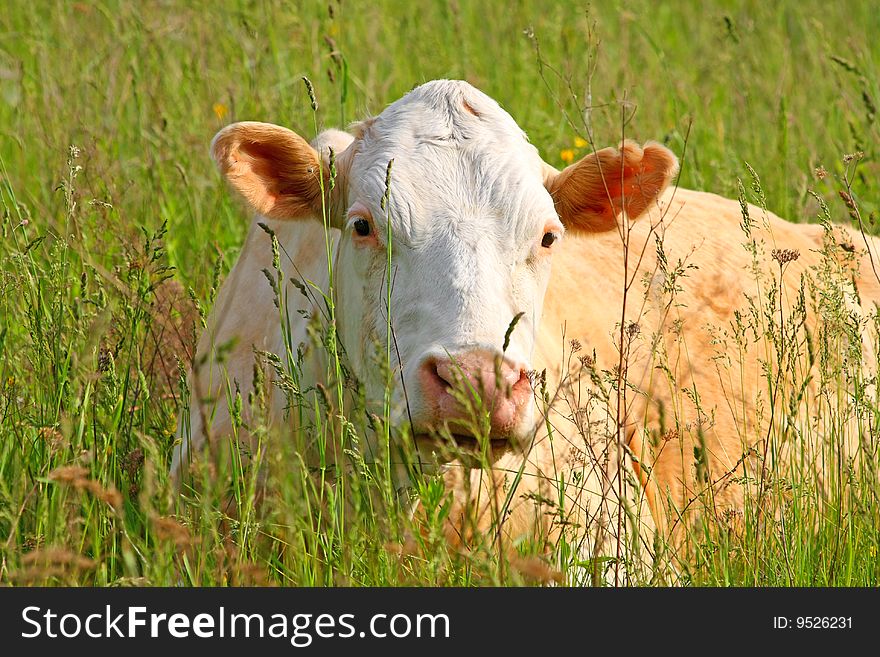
210 80 678 464
333 83 559 455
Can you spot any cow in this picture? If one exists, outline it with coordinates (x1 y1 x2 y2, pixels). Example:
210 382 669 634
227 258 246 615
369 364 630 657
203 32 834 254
172 79 879 582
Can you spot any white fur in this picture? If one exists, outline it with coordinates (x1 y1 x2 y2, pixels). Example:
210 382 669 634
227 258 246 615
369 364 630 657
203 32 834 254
334 81 560 440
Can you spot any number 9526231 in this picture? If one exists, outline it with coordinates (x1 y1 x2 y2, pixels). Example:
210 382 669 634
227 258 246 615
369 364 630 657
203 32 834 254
797 617 852 629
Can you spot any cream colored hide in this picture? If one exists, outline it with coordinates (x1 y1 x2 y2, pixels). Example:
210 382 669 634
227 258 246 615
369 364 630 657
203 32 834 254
173 80 879 580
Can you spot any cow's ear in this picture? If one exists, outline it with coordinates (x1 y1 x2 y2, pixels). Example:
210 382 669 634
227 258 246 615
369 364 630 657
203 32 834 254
544 140 678 233
211 121 329 220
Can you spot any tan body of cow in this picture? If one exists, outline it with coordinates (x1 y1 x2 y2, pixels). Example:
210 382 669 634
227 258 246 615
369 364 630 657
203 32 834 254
534 188 878 547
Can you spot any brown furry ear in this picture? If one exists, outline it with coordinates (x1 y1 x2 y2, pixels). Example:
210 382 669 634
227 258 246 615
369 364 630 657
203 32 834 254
211 121 328 220
544 140 678 233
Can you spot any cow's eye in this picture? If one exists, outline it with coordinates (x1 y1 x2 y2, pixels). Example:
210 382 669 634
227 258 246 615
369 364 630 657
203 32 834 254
354 218 371 237
541 232 558 248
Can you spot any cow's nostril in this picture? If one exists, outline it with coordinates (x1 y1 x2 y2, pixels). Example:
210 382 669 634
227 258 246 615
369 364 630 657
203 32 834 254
424 358 453 391
510 369 532 399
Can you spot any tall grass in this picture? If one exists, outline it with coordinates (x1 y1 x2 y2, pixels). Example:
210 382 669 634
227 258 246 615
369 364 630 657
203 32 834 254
0 0 878 586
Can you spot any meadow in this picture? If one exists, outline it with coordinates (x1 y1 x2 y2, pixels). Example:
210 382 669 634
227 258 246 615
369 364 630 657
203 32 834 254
1 0 878 586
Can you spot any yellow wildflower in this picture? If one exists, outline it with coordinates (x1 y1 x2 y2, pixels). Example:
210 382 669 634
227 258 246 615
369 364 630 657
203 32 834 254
213 103 229 120
560 149 575 164
574 136 588 148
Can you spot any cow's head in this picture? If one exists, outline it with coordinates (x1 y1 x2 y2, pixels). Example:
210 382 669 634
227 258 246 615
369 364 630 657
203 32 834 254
210 80 677 465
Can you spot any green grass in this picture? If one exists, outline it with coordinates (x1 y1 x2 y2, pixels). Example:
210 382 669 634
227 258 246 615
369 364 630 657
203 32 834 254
1 0 878 586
